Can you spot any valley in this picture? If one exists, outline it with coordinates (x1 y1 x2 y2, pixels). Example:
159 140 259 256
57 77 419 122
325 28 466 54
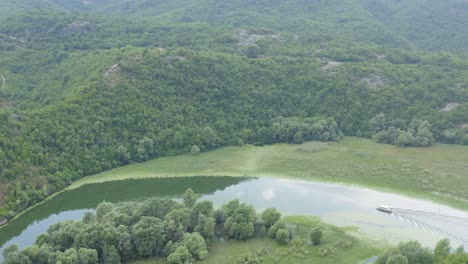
0 0 467 263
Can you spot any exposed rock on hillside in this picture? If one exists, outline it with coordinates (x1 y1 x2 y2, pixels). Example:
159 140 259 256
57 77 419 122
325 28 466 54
104 63 121 87
60 20 97 34
441 102 460 112
235 29 280 47
361 74 386 90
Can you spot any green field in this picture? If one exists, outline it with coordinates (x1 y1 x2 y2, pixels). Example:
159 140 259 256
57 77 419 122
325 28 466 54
71 137 468 210
131 216 381 264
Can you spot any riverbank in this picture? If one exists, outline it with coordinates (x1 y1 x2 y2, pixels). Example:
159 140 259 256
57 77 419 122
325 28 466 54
2 137 468 232
69 137 468 210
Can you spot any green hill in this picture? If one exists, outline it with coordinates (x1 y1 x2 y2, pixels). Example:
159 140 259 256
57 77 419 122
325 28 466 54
0 1 467 221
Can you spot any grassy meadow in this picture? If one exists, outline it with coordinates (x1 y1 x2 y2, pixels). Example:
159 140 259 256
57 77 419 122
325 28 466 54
70 137 468 209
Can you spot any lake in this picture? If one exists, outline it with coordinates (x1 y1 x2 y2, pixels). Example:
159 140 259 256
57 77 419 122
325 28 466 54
1 176 468 261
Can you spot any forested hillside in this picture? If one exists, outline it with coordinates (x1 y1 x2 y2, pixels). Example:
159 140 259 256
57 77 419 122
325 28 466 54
365 0 468 57
2 0 467 56
0 1 467 220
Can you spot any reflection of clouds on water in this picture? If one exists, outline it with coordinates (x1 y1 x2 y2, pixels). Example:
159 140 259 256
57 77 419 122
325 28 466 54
3 176 468 260
262 188 276 201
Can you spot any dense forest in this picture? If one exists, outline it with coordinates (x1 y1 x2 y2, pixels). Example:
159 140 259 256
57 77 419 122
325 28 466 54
0 0 467 222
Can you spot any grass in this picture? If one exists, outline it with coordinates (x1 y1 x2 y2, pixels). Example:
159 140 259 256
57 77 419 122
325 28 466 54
69 137 468 210
131 216 382 264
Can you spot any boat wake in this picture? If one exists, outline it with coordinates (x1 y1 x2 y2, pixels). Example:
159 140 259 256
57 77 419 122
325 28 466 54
390 208 468 249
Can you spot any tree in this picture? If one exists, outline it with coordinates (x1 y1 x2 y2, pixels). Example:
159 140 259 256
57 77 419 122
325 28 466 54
377 241 433 264
397 241 433 264
82 212 96 224
3 245 18 258
224 203 256 240
442 253 468 264
131 216 166 257
190 145 200 156
434 239 451 259
117 145 130 164
116 225 135 262
293 132 304 144
162 241 175 258
96 201 114 221
77 248 98 264
386 254 408 264
368 113 386 136
2 252 31 264
180 232 208 260
416 127 434 147
102 245 121 264
183 188 198 209
275 229 290 245
261 208 281 228
167 246 192 264
310 227 322 245
202 126 218 149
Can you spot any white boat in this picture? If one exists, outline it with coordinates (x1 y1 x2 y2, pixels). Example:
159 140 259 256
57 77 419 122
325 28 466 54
377 205 393 214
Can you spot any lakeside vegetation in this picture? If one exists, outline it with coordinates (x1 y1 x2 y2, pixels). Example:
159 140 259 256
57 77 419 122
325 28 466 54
3 191 468 264
1 191 381 264
131 215 380 264
68 138 468 210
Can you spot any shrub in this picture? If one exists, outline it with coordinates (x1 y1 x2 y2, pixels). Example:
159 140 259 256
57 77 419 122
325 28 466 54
261 208 282 228
268 221 286 238
190 145 200 155
167 246 192 264
310 227 322 245
275 229 290 245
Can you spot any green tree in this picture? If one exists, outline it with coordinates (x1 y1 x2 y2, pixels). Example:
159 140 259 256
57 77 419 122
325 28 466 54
224 203 256 240
131 216 166 257
261 208 282 228
167 246 192 264
442 253 468 264
368 113 386 136
202 126 218 149
102 245 121 264
77 248 98 264
3 245 18 258
180 232 208 260
183 188 198 209
434 239 451 259
190 145 200 155
275 229 290 245
386 254 408 264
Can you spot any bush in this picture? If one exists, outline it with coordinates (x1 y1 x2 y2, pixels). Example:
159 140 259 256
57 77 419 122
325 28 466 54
275 229 290 245
310 227 322 245
463 135 468 145
268 221 286 238
190 145 200 155
167 246 192 264
261 208 282 228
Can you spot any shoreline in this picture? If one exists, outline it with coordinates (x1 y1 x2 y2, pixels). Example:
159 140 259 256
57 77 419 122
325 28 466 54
2 139 468 230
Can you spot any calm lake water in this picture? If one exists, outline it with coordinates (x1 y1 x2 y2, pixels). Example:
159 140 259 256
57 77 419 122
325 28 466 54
1 176 468 261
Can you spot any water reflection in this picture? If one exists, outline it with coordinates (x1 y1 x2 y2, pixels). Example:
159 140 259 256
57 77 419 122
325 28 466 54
1 177 468 261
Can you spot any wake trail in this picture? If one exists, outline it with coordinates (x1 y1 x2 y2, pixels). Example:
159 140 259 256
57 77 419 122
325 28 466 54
390 208 468 249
